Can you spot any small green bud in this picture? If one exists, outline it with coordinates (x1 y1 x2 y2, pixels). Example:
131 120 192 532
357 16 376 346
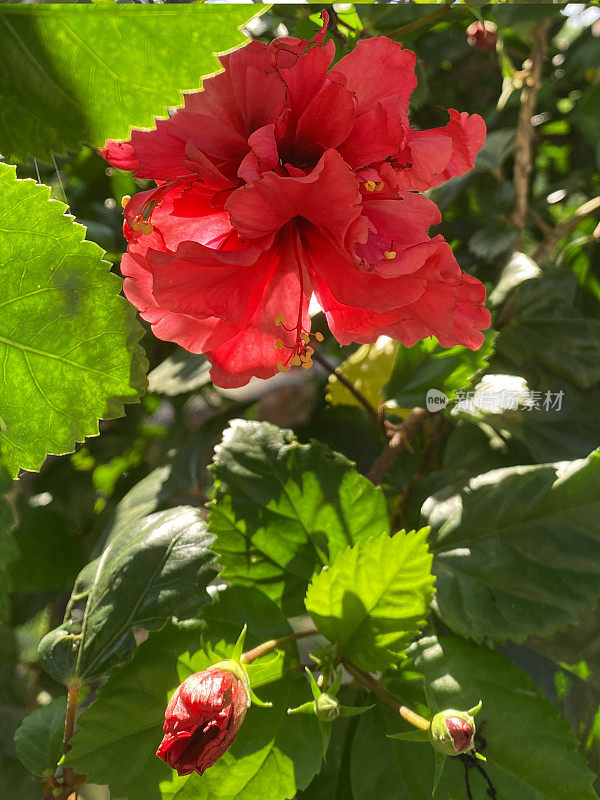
430 708 476 756
315 692 340 722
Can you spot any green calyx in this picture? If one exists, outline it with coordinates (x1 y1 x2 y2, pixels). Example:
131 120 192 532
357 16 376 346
315 692 340 722
430 707 478 756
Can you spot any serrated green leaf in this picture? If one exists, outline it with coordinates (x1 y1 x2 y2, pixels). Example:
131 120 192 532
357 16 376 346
384 332 496 411
305 530 435 672
0 163 146 477
351 635 598 800
39 506 217 683
424 449 600 642
0 5 261 162
67 588 323 800
209 420 390 616
326 338 398 411
14 696 67 777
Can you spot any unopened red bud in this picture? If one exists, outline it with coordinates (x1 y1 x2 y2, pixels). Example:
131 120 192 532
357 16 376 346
156 660 250 776
430 708 476 756
466 21 498 53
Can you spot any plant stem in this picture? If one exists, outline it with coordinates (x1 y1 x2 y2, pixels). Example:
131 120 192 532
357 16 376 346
342 659 431 730
61 682 80 789
367 407 430 485
387 2 453 39
242 629 319 664
533 195 600 263
512 18 552 230
312 351 382 430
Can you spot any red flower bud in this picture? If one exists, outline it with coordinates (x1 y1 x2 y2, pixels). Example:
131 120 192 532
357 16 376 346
445 716 475 753
466 21 498 53
156 661 251 776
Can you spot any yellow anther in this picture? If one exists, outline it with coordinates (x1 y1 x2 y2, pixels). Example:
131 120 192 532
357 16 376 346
375 182 384 192
314 331 324 342
364 181 376 192
301 359 314 369
274 339 284 349
383 250 396 260
121 194 131 208
305 346 315 356
277 362 290 372
290 355 302 367
300 332 310 344
140 221 153 236
274 315 287 326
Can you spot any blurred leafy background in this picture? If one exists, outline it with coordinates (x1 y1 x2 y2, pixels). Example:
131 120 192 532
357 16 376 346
1 3 600 799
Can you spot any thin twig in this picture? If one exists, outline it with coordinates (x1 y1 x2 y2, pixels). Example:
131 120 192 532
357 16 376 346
533 195 600 263
367 408 430 485
241 629 318 664
387 2 454 39
512 19 552 229
61 682 80 791
342 658 430 730
312 351 382 430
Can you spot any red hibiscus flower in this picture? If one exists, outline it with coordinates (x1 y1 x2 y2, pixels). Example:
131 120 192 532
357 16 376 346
102 11 490 388
156 662 251 776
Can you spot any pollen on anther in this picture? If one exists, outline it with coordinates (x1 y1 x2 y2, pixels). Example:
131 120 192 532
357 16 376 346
290 355 302 367
274 315 287 326
364 181 377 192
314 332 324 342
301 359 313 369
121 195 131 209
383 250 396 260
274 339 284 349
277 362 290 372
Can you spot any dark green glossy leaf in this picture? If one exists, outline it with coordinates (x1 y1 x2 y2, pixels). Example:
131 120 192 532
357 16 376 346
14 696 67 777
39 506 217 683
209 420 390 616
424 449 600 641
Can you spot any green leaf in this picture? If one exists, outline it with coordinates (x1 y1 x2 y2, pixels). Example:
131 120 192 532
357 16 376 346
67 588 323 800
0 163 146 478
423 449 600 642
495 270 600 390
472 128 515 174
351 635 598 800
14 696 67 777
0 5 261 162
38 506 217 683
326 338 398 411
305 530 435 672
209 420 390 616
384 332 496 410
148 348 211 396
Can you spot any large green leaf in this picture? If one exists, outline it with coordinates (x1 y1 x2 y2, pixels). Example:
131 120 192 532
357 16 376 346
423 449 600 642
67 588 323 800
209 420 390 616
0 163 146 477
0 5 260 162
384 332 495 410
495 271 600 390
351 635 598 800
13 696 67 777
305 530 435 672
38 506 217 684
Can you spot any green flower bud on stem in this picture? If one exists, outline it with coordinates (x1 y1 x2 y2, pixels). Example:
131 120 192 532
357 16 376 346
430 708 476 756
315 692 340 722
